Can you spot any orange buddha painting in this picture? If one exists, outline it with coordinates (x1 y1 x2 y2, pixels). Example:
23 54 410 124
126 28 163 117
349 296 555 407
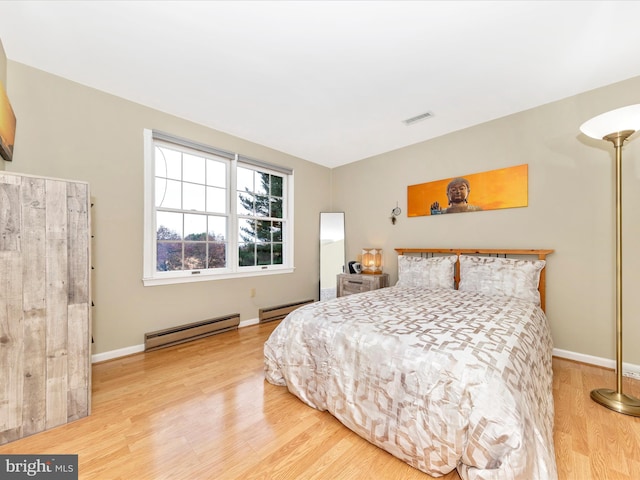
407 164 528 217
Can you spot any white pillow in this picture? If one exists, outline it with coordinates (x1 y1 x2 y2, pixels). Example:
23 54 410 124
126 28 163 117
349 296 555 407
458 255 545 305
396 255 456 290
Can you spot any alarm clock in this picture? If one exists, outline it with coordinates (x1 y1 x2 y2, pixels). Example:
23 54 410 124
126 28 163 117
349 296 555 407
348 261 362 274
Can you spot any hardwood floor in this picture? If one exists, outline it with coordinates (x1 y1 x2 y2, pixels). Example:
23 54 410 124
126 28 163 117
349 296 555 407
2 321 640 479
553 356 640 479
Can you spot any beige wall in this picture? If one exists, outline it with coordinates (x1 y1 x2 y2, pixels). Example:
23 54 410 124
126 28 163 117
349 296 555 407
0 38 5 92
332 75 640 366
5 50 640 367
5 61 332 355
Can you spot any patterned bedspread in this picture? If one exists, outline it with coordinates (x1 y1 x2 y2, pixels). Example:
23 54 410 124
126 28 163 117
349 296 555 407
264 286 557 480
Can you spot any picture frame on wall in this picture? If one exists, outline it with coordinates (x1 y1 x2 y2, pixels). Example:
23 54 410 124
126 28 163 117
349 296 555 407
407 164 528 217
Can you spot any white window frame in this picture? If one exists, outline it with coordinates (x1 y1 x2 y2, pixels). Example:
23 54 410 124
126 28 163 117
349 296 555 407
143 129 294 286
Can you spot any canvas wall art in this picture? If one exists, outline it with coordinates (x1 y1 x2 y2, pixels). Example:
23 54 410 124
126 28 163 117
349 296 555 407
0 80 16 162
407 164 528 217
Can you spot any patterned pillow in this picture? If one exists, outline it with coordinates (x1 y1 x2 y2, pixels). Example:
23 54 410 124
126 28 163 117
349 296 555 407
458 255 545 305
396 255 457 289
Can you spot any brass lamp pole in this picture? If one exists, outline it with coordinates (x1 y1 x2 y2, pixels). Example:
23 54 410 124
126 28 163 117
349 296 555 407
580 104 640 417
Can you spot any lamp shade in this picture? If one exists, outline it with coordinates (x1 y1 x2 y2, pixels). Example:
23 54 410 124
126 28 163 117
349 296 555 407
361 248 382 275
580 104 640 139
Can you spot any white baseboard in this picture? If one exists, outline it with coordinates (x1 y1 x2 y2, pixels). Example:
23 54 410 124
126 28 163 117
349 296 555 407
553 348 640 379
92 344 145 363
91 317 262 364
239 317 260 328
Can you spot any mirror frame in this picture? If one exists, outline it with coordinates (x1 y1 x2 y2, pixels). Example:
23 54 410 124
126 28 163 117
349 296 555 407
319 212 346 301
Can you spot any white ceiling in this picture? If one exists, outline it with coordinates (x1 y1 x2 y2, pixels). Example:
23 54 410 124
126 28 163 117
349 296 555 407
1 1 640 168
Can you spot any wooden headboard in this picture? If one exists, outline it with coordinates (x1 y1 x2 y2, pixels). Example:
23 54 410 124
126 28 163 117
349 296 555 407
395 248 554 312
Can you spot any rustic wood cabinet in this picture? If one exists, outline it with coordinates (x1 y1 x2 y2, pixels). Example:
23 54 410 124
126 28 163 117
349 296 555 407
337 273 389 297
0 171 91 445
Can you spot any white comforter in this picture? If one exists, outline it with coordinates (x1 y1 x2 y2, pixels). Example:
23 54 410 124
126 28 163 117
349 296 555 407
264 286 557 480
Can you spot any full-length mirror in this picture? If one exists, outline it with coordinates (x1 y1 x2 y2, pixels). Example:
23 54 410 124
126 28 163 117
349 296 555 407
320 212 345 301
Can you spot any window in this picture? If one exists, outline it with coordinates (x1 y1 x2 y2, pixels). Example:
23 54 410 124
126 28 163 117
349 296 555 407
143 130 294 285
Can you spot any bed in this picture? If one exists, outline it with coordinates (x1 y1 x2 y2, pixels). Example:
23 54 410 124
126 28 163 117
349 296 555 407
264 248 556 480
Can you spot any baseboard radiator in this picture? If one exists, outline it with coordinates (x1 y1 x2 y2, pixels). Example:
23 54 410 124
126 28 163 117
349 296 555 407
259 299 314 323
144 313 240 351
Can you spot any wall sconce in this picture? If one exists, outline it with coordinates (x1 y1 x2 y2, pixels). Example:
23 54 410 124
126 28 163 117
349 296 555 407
580 103 640 417
361 248 382 275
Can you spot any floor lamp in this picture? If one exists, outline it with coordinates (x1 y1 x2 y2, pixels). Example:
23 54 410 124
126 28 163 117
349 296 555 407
580 104 640 416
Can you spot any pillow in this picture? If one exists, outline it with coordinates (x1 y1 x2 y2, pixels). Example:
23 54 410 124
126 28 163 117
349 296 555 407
458 255 545 305
396 255 456 290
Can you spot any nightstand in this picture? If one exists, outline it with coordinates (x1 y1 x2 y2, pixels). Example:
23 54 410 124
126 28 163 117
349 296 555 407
337 273 389 297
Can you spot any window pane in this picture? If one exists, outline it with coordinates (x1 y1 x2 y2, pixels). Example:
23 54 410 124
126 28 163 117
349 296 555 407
163 148 182 180
238 243 255 266
273 243 283 264
239 219 255 242
256 220 271 242
271 175 283 196
184 243 206 270
207 186 226 213
270 197 283 218
257 244 271 265
237 192 254 215
157 242 182 271
237 167 254 192
184 214 207 240
206 159 226 188
208 242 227 268
183 182 206 211
208 216 226 241
157 211 183 240
155 177 167 208
183 153 205 184
155 147 167 178
272 221 282 242
254 195 269 217
255 172 269 194
157 179 182 209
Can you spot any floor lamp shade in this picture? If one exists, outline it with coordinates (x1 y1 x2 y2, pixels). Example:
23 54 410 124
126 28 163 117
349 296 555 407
580 104 640 417
580 104 640 139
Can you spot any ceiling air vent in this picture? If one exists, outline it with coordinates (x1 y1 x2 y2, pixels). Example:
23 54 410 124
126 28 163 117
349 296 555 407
402 111 434 126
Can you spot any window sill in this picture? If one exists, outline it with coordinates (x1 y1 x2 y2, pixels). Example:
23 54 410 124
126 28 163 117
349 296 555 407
142 267 295 287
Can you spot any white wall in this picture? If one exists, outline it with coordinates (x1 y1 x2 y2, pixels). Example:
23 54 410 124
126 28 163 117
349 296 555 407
332 75 640 366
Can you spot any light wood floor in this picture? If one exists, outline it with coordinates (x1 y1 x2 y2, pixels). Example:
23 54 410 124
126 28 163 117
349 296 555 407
2 321 640 479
